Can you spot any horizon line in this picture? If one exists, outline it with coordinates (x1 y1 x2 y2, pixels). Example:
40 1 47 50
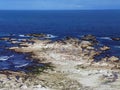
0 9 120 11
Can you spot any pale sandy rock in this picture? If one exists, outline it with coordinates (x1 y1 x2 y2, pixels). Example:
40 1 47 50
100 46 110 51
108 56 119 62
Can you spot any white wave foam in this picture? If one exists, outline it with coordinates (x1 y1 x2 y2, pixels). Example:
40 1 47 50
99 37 112 40
15 63 29 68
19 34 25 37
0 56 9 61
0 55 14 61
114 46 120 48
18 39 26 41
19 34 30 37
45 34 58 39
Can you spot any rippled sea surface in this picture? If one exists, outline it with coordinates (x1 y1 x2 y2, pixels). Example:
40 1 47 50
0 10 120 71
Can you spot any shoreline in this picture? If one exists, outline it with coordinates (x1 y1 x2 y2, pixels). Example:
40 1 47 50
0 34 120 90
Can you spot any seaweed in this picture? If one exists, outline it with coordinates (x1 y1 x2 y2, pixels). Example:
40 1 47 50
25 62 55 75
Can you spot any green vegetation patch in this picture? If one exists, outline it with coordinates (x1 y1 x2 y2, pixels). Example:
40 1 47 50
25 63 55 75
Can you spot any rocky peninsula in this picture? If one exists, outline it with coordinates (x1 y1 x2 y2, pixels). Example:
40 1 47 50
0 34 120 90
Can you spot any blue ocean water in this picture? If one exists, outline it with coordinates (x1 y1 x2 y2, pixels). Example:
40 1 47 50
0 10 120 36
0 10 120 71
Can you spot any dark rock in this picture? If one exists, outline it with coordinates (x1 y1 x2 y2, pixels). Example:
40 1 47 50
64 36 73 40
81 34 96 40
0 37 10 41
26 33 47 38
25 63 54 74
111 37 120 41
64 36 80 44
81 34 98 45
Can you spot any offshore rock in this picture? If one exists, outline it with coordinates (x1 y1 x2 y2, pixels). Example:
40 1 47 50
0 37 10 41
111 37 120 41
26 33 47 38
100 46 110 51
81 34 98 45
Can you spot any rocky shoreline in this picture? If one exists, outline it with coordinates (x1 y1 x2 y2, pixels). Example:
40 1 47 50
0 34 120 90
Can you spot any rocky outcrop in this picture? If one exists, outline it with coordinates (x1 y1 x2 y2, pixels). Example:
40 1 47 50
4 34 120 90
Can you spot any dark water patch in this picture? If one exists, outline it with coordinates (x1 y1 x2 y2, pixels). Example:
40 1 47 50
97 36 120 56
0 10 120 37
0 36 46 72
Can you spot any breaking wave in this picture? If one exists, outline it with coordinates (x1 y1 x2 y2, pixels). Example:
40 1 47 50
0 55 14 61
15 63 29 68
99 37 112 40
45 34 58 39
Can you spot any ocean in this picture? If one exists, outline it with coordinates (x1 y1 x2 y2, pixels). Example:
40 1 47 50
0 10 120 71
0 10 120 36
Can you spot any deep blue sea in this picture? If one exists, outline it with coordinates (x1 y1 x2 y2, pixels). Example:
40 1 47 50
0 10 120 71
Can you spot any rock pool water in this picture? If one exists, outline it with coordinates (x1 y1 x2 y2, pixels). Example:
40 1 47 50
0 34 38 72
